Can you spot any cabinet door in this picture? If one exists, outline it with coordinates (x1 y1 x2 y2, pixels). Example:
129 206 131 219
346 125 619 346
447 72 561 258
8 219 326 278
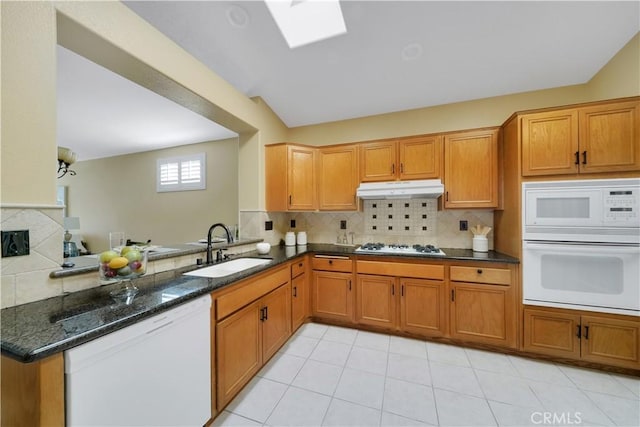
579 101 640 174
523 308 581 359
400 278 447 337
521 110 579 176
262 284 292 361
265 144 288 211
581 315 640 369
318 145 359 210
291 273 308 331
288 145 316 210
444 129 498 208
216 302 261 409
356 275 396 330
360 140 397 182
398 135 441 180
312 271 353 322
450 282 516 348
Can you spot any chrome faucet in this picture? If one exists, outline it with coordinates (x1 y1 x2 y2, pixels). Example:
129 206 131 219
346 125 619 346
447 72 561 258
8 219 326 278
206 223 233 265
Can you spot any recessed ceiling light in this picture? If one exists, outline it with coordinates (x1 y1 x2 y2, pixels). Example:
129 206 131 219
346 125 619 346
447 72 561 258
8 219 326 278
226 4 250 28
265 0 347 49
401 42 423 61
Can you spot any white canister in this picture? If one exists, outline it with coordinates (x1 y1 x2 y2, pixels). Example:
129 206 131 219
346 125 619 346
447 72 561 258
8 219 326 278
285 231 296 246
472 235 488 252
297 231 307 245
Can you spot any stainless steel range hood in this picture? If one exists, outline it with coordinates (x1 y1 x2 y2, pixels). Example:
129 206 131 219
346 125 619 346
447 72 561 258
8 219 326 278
356 179 444 200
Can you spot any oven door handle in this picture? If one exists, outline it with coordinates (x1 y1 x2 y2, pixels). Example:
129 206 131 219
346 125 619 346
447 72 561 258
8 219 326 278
524 240 640 253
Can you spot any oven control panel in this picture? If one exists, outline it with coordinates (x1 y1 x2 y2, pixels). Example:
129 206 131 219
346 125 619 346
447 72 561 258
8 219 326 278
604 188 639 224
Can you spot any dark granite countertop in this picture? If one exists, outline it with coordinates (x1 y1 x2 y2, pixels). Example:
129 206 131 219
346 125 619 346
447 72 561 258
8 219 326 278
1 243 517 363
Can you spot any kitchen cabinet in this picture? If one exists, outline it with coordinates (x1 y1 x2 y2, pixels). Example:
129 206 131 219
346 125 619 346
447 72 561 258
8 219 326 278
312 255 354 323
317 144 359 210
356 274 396 329
521 99 640 176
215 266 291 409
0 353 64 427
443 128 499 208
266 143 316 211
291 257 309 331
355 259 447 337
579 101 640 174
400 278 448 337
449 264 517 349
524 307 640 369
360 135 441 182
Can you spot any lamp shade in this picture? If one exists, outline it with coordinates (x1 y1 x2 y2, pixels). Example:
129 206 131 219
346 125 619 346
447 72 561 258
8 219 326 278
63 217 80 231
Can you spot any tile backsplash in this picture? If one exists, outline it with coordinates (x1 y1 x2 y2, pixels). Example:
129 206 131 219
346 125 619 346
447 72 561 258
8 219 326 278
243 198 494 249
364 199 437 239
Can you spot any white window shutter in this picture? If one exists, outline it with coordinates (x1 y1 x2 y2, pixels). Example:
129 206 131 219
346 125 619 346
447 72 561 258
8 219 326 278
157 153 206 192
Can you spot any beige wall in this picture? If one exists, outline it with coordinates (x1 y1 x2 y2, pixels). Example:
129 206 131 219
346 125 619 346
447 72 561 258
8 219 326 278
59 138 239 252
1 2 58 205
586 32 640 100
287 32 640 147
0 1 288 207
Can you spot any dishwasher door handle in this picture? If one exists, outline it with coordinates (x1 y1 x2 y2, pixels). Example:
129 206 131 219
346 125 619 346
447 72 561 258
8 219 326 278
145 321 174 335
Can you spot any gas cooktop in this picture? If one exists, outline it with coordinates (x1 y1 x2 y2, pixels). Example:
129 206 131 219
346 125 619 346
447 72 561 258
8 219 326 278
355 243 446 256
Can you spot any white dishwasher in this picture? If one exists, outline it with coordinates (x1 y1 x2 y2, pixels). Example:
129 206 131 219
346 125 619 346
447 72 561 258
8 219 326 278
65 295 211 427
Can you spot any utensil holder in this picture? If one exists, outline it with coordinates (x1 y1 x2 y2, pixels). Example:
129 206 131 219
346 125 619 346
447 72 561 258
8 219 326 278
472 236 488 252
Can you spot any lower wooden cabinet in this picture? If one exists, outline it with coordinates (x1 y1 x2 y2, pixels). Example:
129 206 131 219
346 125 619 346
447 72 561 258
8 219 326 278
312 270 353 322
262 285 292 361
449 264 517 349
291 262 309 331
400 278 447 337
355 275 447 338
524 307 640 369
356 275 396 329
216 301 262 409
312 255 354 323
216 281 291 409
450 282 516 348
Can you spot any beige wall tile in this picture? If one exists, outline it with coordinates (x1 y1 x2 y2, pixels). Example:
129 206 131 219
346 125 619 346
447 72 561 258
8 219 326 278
1 275 16 308
15 270 63 305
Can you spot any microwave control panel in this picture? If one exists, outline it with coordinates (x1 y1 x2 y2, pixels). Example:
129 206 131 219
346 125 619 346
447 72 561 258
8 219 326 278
604 188 639 224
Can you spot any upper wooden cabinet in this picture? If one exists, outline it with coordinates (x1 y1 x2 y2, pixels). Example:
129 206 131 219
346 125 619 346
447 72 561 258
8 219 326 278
443 128 499 209
266 144 317 211
521 100 640 176
317 144 359 210
360 135 442 182
579 101 640 174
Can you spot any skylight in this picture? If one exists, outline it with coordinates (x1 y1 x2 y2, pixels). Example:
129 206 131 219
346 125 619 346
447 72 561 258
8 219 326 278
264 0 347 49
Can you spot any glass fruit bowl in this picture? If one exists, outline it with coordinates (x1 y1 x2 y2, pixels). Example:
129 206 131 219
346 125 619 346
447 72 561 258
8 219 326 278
98 247 148 284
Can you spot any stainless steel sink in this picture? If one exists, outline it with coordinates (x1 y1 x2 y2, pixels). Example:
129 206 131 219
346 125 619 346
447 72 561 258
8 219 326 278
183 258 272 278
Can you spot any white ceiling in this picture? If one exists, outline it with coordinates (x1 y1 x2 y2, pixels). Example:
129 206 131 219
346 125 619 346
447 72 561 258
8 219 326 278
57 1 639 160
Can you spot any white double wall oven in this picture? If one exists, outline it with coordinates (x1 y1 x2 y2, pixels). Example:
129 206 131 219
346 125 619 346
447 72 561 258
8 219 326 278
522 178 640 316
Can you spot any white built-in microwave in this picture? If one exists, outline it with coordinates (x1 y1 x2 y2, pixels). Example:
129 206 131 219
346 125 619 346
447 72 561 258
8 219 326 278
523 178 640 244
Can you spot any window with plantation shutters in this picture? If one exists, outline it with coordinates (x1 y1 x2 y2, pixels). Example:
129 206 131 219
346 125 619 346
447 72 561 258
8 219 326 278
157 153 206 192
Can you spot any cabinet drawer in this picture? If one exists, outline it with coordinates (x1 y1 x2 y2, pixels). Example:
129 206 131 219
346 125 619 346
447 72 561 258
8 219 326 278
356 260 444 280
450 266 511 285
216 265 289 320
312 255 353 272
291 257 307 278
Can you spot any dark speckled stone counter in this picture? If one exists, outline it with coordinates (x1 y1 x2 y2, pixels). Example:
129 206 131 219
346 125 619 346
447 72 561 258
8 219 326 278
2 243 517 362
